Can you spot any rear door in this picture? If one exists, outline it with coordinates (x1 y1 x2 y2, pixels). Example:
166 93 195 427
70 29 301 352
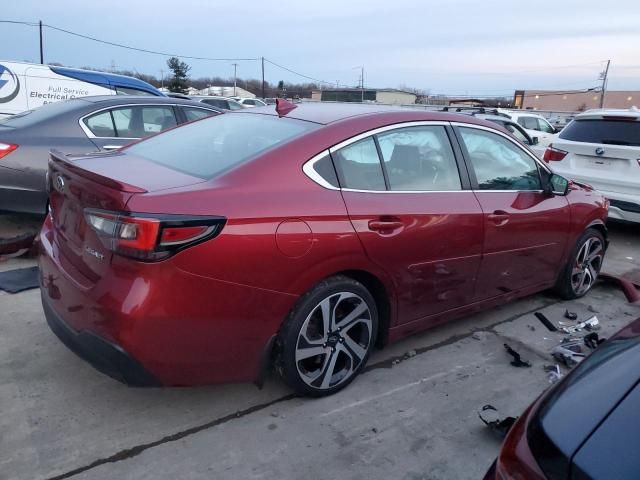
332 122 484 325
454 124 570 299
552 117 640 195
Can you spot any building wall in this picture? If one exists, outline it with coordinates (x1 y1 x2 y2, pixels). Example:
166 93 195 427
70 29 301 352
517 90 639 111
376 91 416 105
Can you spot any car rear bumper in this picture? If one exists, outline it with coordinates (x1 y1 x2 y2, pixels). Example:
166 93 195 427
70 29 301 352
38 216 297 386
42 291 161 386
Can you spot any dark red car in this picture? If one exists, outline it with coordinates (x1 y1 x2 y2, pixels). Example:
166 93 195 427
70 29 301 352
39 103 608 396
485 316 640 479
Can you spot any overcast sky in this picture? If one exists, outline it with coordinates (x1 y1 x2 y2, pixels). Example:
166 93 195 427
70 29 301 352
2 0 640 95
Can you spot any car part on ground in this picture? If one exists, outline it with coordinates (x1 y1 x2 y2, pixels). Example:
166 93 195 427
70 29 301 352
504 343 531 368
37 103 609 395
560 315 599 334
478 404 518 438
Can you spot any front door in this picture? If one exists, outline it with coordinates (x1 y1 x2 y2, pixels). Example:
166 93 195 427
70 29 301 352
454 125 571 300
332 124 485 325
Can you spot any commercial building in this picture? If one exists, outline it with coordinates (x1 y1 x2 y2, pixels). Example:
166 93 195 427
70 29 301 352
513 90 640 111
311 88 417 105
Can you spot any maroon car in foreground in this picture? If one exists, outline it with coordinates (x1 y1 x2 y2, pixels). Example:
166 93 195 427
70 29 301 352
485 316 640 479
39 102 608 396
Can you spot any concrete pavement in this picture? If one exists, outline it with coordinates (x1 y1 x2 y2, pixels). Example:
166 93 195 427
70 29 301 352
1 219 638 480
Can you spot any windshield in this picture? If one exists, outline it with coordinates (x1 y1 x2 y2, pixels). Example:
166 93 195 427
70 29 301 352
124 113 317 179
559 119 640 146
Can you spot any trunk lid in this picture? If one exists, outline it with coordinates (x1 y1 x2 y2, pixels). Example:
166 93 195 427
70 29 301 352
47 150 206 283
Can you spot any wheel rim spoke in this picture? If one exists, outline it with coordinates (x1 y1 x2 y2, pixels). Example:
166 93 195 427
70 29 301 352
295 290 373 391
342 335 367 362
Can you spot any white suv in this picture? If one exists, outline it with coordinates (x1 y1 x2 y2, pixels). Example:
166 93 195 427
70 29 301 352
499 110 558 147
542 108 640 223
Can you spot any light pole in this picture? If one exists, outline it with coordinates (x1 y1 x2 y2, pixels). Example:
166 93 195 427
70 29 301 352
232 63 238 97
353 66 364 102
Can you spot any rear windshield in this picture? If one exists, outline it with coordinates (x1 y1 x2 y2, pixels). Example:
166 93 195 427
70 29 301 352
0 99 84 127
559 119 640 146
124 113 317 179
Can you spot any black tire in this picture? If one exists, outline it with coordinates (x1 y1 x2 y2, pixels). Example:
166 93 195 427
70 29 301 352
554 228 605 300
277 275 378 397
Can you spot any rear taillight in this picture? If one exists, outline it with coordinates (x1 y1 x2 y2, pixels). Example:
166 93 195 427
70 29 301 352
542 146 568 162
84 209 225 261
0 142 18 160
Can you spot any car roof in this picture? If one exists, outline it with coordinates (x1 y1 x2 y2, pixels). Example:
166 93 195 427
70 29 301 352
240 102 503 127
473 114 514 123
575 108 640 120
76 95 218 107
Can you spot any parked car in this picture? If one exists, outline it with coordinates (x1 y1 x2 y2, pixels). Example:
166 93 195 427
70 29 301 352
190 96 244 110
499 110 558 147
484 315 640 480
39 103 608 396
473 114 542 151
0 60 163 118
542 108 640 223
263 98 277 105
0 95 221 214
237 98 267 108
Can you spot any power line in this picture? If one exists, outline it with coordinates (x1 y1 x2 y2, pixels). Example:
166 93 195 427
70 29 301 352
1 19 259 61
263 58 349 87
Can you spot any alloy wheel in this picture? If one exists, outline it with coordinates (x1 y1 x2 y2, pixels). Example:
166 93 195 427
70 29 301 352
571 237 604 296
295 292 373 391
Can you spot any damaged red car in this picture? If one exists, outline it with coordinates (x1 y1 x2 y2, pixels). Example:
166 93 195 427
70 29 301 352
39 102 608 396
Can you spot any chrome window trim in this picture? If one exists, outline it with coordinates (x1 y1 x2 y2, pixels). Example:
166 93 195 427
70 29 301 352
302 150 339 190
78 103 216 140
303 120 551 194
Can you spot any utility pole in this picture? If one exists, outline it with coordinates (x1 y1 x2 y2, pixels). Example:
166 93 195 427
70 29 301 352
160 69 164 89
232 63 238 96
599 59 610 109
261 57 265 99
361 66 364 102
39 20 44 64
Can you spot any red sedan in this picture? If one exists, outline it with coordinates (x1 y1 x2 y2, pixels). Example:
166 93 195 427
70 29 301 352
39 102 608 396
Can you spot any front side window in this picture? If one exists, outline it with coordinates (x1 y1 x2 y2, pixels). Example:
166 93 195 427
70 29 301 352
537 118 555 133
500 122 529 144
243 100 255 105
332 137 386 191
376 126 461 191
518 116 539 130
227 101 244 110
115 86 156 96
458 127 541 191
84 111 116 137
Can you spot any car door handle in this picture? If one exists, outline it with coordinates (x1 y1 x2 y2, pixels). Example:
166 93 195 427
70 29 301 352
102 145 122 151
488 210 510 226
368 219 405 232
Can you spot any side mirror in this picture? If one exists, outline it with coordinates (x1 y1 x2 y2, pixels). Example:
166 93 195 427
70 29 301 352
531 136 539 145
547 173 569 196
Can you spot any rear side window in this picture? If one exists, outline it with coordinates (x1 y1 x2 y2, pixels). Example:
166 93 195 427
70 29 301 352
183 107 217 122
125 113 317 179
559 119 640 146
377 126 461 191
84 111 116 137
332 137 386 191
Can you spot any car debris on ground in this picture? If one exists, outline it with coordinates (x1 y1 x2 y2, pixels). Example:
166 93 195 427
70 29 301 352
503 343 531 368
478 404 517 438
